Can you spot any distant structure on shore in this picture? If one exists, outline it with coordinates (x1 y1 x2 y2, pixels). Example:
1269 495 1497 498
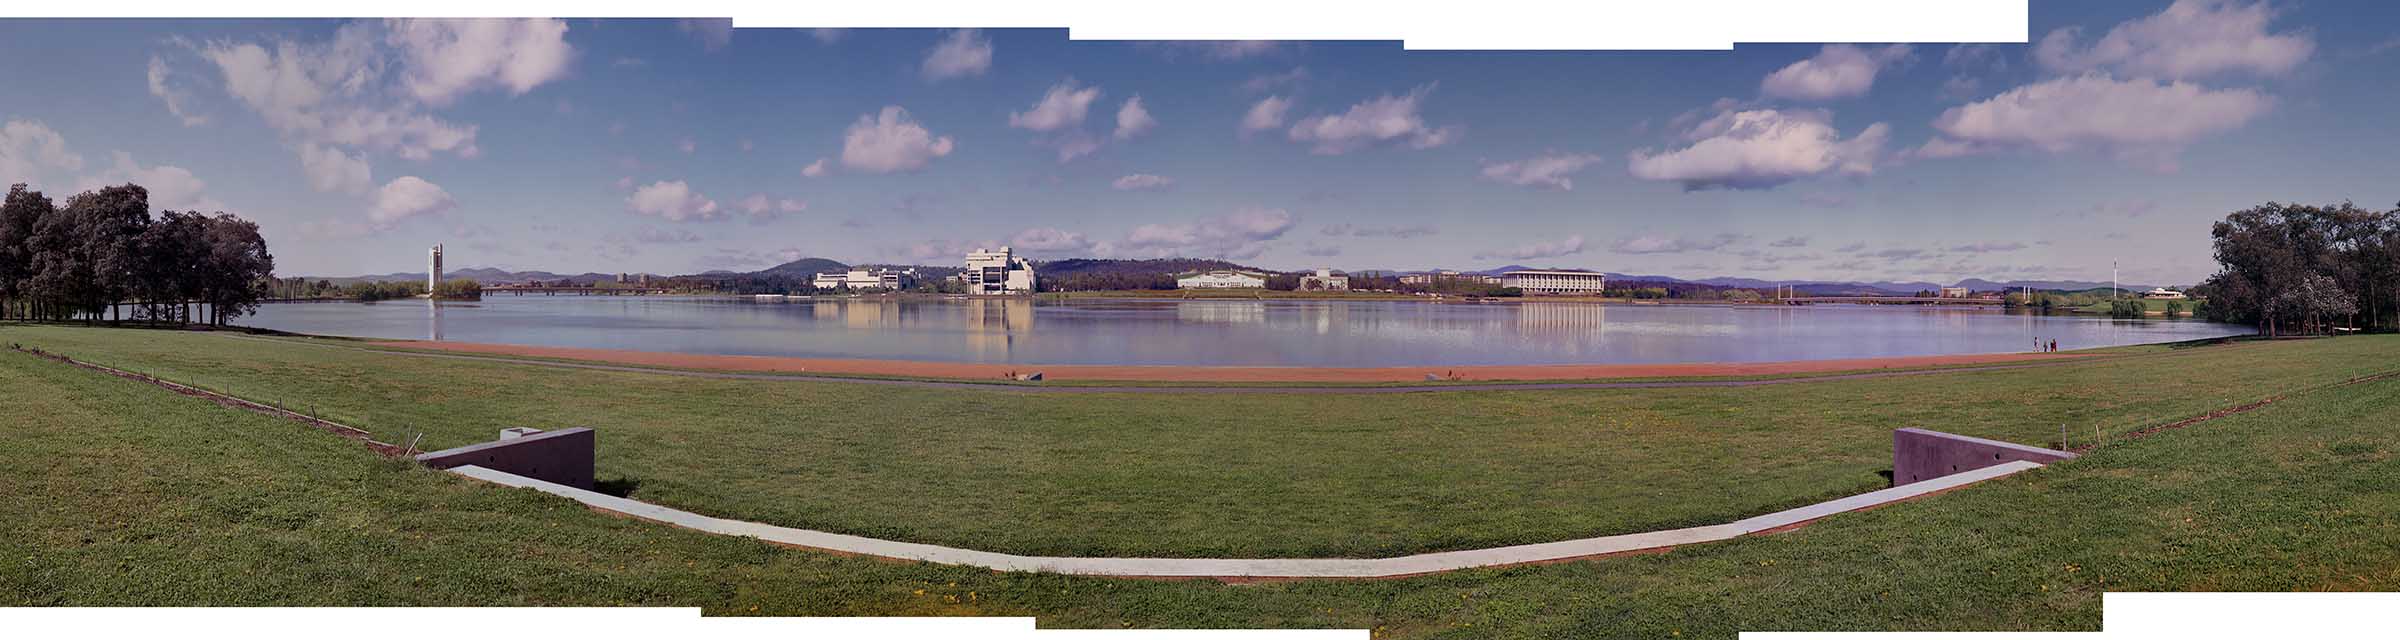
964 247 1037 295
1177 269 1269 289
814 268 918 291
1497 270 1607 294
1299 269 1349 291
1402 270 1500 286
427 244 444 292
2142 288 2188 300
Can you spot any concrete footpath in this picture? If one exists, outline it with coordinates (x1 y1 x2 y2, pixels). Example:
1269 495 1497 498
450 461 2044 579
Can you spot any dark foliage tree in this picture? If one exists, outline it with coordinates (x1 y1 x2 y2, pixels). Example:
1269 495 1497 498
0 182 278 326
2201 201 2400 335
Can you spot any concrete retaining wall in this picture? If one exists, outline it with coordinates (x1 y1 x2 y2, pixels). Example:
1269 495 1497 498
416 427 596 490
1893 427 2075 486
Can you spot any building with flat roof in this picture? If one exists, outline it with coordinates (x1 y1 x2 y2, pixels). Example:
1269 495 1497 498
1939 286 1971 298
1298 269 1349 291
1176 270 1269 289
2142 288 2188 299
965 247 1037 295
814 268 917 291
1498 270 1607 295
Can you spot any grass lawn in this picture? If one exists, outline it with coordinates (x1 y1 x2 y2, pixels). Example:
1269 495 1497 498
2 325 2395 561
4 334 2397 637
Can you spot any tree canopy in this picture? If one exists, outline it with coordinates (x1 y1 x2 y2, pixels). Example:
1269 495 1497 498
0 183 274 325
2199 201 2400 335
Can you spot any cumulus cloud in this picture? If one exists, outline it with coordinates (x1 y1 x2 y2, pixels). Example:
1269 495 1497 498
2033 0 2312 80
147 55 209 126
625 180 721 222
77 151 226 213
1760 44 1912 101
1627 108 1889 190
734 193 806 223
1919 73 2272 169
297 142 373 194
1286 84 1458 154
368 176 454 225
0 119 85 183
1479 152 1604 190
800 158 828 177
921 29 992 81
1009 79 1101 132
385 18 576 106
1114 95 1156 140
1474 235 1586 260
1111 173 1175 191
1240 95 1291 135
1610 233 1745 254
1009 227 1097 254
840 106 955 173
1110 208 1296 259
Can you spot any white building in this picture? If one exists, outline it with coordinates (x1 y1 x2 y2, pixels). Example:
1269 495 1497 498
965 247 1038 295
1298 268 1349 291
1939 286 1971 298
427 244 444 292
1177 270 1269 289
2142 288 2188 300
1498 270 1608 295
814 268 917 291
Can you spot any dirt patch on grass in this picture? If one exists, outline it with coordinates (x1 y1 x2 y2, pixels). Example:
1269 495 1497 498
8 344 409 457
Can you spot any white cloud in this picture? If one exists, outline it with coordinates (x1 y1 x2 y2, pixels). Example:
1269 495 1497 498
1114 95 1157 140
1479 152 1605 190
840 106 955 173
1241 67 1309 93
1475 235 1586 261
1627 108 1889 190
625 180 721 222
385 19 575 107
1009 79 1101 132
1920 73 2272 170
1321 223 1437 239
0 119 84 183
800 157 829 177
1009 227 1096 254
735 193 806 222
146 55 208 126
77 151 225 213
676 18 732 51
921 29 992 81
1285 84 1458 154
2033 0 2312 80
296 142 373 194
1111 173 1175 191
368 176 454 225
1110 207 1296 259
810 29 846 45
1240 95 1291 135
1760 44 1912 101
1610 233 1745 254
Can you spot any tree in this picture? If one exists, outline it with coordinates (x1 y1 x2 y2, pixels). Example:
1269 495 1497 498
30 184 150 322
0 185 55 320
2272 274 2357 335
197 213 275 324
131 210 208 324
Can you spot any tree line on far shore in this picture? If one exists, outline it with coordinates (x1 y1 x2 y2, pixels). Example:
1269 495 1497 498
0 183 274 325
2199 201 2400 335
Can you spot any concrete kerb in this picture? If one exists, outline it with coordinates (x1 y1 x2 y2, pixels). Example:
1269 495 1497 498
446 460 2045 580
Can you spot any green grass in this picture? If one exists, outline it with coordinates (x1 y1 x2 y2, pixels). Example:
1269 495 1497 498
3 324 2394 561
5 335 2398 637
2074 298 2191 314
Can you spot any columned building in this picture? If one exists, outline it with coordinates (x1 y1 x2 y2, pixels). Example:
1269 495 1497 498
1498 270 1607 295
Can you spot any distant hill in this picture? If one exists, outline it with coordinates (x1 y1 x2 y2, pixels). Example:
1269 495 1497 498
751 258 849 278
1036 258 1271 278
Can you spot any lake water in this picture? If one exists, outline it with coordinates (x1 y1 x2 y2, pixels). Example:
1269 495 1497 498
243 296 2252 367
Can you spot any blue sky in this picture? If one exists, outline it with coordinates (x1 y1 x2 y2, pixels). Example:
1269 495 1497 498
0 1 2394 285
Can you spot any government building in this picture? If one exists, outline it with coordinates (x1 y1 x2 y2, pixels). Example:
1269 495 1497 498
1498 270 1608 295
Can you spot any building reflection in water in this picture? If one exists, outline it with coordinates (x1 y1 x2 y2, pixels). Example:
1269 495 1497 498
426 298 444 341
1176 300 1266 324
964 298 1035 358
1514 302 1606 332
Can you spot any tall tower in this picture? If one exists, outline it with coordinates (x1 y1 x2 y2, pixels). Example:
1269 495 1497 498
428 244 445 293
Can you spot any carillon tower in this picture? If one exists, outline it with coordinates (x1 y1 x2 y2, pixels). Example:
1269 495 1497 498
428 244 444 293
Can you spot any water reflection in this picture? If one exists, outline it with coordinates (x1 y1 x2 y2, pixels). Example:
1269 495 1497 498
248 297 2254 367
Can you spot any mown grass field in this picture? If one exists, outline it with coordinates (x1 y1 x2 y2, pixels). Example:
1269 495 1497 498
4 333 2397 637
3 325 2395 561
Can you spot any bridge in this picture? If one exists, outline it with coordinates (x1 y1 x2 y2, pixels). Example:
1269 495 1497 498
483 285 671 296
1779 296 2003 305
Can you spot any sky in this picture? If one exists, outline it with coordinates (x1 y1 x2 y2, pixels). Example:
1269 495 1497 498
0 1 2395 285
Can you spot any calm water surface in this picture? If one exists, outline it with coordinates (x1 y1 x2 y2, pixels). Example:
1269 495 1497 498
246 296 2250 367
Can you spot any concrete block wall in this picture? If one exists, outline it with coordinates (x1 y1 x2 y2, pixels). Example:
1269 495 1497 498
416 427 596 490
1893 427 2076 486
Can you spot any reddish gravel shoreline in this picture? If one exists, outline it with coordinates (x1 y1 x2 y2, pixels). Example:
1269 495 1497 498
368 339 2102 383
